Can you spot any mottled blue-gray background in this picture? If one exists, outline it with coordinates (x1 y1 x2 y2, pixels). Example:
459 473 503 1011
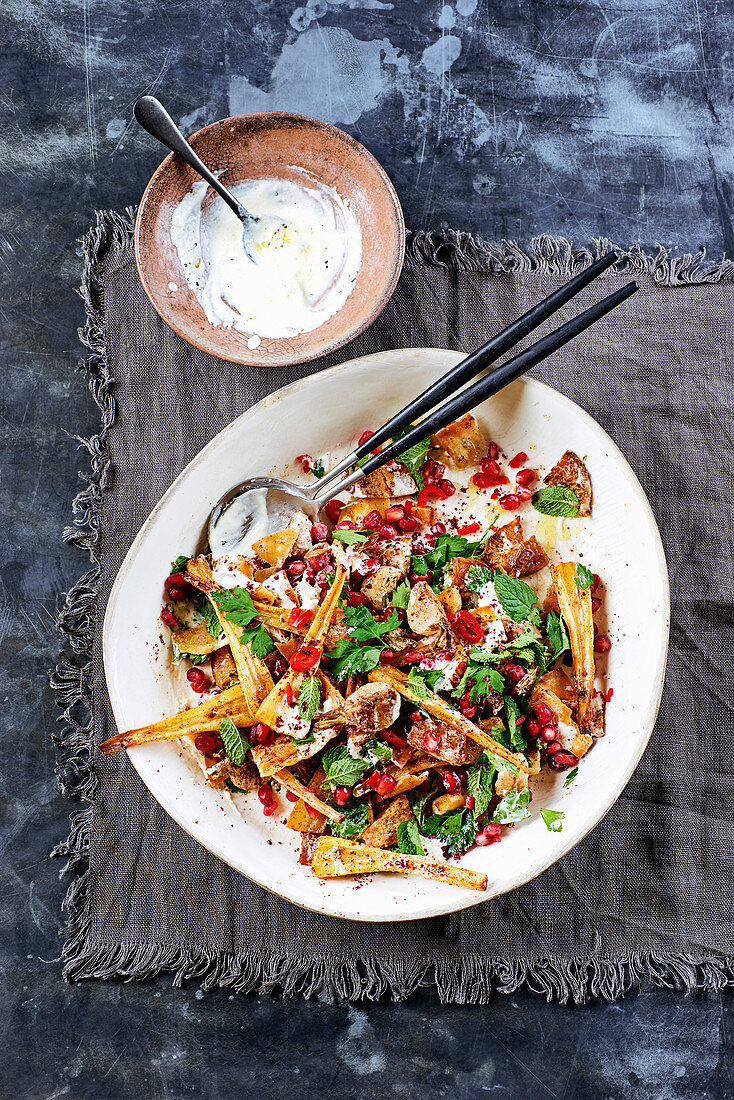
1 1 732 1097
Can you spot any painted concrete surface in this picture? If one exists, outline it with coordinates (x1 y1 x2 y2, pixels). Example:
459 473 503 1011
0 1 732 1096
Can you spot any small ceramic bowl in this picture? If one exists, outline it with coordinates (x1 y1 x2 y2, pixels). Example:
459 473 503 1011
134 112 405 367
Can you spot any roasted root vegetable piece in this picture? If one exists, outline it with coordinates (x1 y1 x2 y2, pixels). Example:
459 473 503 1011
368 666 529 773
344 683 401 732
252 527 299 568
549 562 597 732
431 413 486 468
172 623 221 656
275 768 343 822
337 497 391 525
286 767 330 834
252 671 345 777
309 836 488 892
186 556 274 713
206 757 259 791
361 794 413 848
211 646 238 688
544 451 592 516
100 684 255 755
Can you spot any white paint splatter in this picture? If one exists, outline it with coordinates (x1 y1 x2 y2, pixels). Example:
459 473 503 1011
421 33 462 76
105 117 126 140
179 105 208 133
336 1008 386 1075
438 5 457 30
456 0 477 13
291 0 393 32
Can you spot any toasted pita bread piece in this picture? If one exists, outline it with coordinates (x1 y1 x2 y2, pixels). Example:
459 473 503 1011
431 413 486 468
309 836 488 891
286 766 331 834
100 684 255 755
368 666 529 774
544 451 592 516
252 527 299 568
361 794 413 848
484 517 549 577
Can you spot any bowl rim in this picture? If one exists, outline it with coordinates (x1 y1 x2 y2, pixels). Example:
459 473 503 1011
133 110 406 367
103 347 670 922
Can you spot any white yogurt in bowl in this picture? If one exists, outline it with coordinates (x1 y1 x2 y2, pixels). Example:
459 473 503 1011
169 170 362 340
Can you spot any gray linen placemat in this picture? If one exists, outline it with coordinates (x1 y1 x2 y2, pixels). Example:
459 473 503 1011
52 212 734 1003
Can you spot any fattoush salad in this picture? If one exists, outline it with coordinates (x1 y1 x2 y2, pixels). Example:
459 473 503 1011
102 414 612 893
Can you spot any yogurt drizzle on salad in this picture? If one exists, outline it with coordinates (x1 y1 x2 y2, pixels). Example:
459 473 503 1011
169 171 362 340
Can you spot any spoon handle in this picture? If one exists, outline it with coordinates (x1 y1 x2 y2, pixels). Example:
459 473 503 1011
134 96 244 221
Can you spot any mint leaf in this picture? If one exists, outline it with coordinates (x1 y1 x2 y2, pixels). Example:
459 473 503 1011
574 564 594 589
563 766 579 788
391 578 411 610
491 788 531 824
466 564 493 593
532 485 580 517
219 716 249 766
396 434 430 489
171 554 190 573
202 596 223 641
396 819 425 855
422 809 477 858
540 807 565 832
504 695 526 751
493 573 540 625
467 761 497 817
546 610 570 663
329 804 369 838
297 676 322 722
332 529 370 545
405 667 434 699
363 738 393 764
408 787 434 826
322 745 370 790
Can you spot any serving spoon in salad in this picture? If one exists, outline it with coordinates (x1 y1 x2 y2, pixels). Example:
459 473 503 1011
134 95 284 263
208 255 637 558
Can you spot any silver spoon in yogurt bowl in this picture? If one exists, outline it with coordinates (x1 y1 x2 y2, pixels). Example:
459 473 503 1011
134 96 283 263
207 261 637 559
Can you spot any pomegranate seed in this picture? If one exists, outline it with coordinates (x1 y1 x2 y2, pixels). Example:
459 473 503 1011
484 823 502 842
258 783 275 806
545 740 561 754
164 571 189 592
475 830 490 846
383 729 408 747
499 493 521 510
187 667 210 693
398 516 417 532
403 499 414 516
253 722 274 745
591 573 601 592
540 725 557 743
363 510 383 529
423 730 440 753
438 479 456 497
402 650 423 664
262 802 277 816
526 718 541 737
334 786 351 806
324 499 345 523
285 791 299 803
515 487 533 502
509 451 528 469
409 711 423 723
594 634 612 653
504 662 525 683
286 560 306 579
295 453 313 473
353 556 379 580
380 524 398 540
409 571 424 584
489 442 499 460
549 751 578 771
336 519 356 530
364 771 381 790
442 770 462 793
462 705 477 718
310 521 329 542
604 687 614 703
272 657 288 678
430 522 447 536
194 734 217 755
534 701 554 725
160 607 179 629
466 795 475 810
591 596 602 612
376 774 397 797
347 589 367 606
515 467 536 487
166 586 186 601
358 428 375 447
384 505 404 522
306 803 322 817
481 458 502 476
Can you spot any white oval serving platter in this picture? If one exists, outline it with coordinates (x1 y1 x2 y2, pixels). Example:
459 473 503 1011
103 348 669 922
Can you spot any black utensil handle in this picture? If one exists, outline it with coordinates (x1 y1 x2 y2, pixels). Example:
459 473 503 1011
134 96 242 220
348 250 618 463
354 281 638 480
